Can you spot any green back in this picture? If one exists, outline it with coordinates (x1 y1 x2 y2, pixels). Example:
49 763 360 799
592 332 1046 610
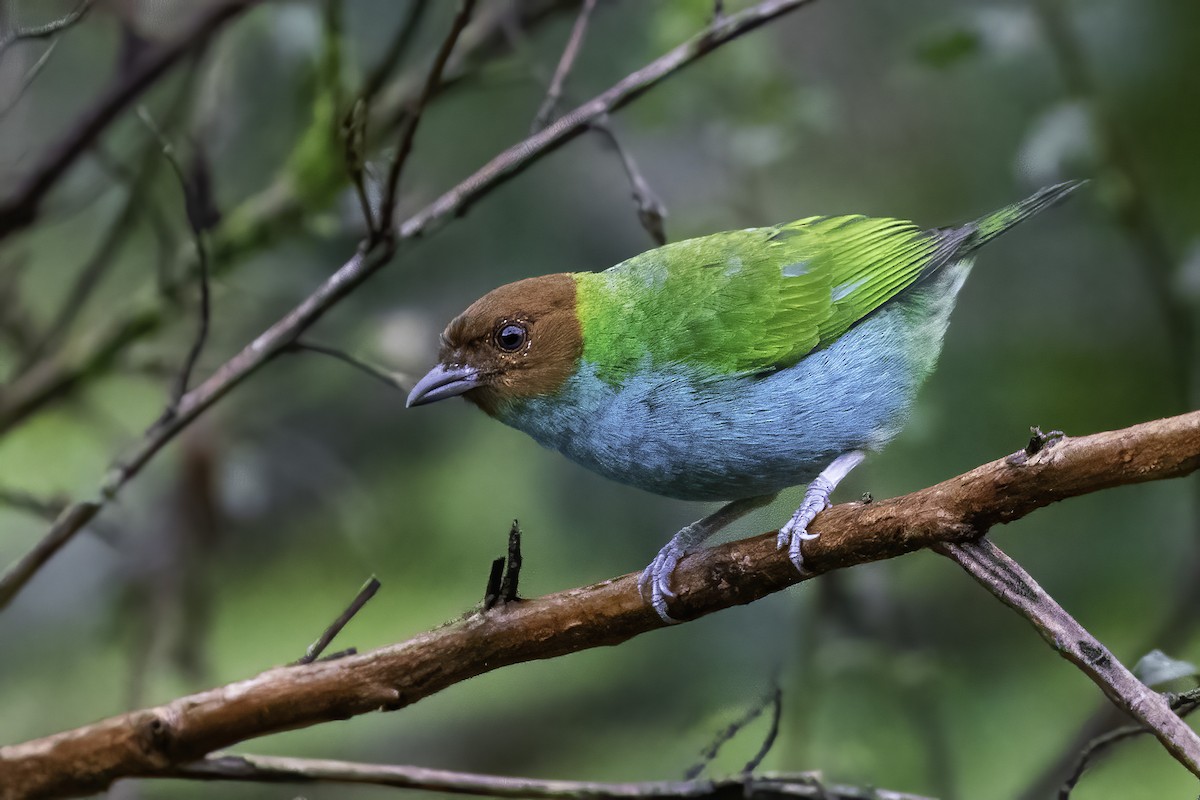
572 181 1082 381
574 215 942 379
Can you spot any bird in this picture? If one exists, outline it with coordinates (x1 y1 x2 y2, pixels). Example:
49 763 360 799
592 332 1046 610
407 181 1082 622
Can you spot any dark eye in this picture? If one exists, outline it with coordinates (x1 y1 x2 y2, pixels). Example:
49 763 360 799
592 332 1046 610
495 323 527 352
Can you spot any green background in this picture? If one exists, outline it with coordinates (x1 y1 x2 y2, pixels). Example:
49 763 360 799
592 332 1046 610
1 1 1198 798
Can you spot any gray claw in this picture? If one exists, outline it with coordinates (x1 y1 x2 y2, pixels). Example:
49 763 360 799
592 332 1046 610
639 547 684 624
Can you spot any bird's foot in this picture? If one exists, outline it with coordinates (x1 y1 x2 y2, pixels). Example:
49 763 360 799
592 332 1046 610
638 539 689 624
776 450 868 573
638 494 778 624
776 479 832 572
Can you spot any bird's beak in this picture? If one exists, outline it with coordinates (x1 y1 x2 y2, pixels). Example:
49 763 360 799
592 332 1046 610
406 363 481 408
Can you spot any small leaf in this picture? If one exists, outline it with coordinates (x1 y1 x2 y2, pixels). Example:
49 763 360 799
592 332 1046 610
1134 649 1199 687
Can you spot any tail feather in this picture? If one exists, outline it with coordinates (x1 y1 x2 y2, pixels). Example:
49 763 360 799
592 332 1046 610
953 179 1085 254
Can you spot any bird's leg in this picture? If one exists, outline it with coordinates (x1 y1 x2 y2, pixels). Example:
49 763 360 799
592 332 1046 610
778 449 866 572
640 493 777 623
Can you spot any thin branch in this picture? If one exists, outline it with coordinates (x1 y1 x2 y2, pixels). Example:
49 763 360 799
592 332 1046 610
0 1 576 437
590 115 667 245
399 0 816 238
531 0 598 133
0 412 1196 798
342 97 375 232
686 686 782 780
0 0 259 242
742 686 783 775
936 538 1200 778
15 60 202 377
295 576 381 665
378 0 477 234
0 37 59 121
165 754 933 800
135 107 212 410
0 0 818 613
1061 689 1200 799
0 0 91 58
287 340 409 392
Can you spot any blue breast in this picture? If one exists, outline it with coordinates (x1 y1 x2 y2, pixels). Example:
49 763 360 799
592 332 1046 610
497 266 969 501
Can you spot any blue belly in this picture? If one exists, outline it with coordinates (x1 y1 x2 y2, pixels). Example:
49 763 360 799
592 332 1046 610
497 272 964 501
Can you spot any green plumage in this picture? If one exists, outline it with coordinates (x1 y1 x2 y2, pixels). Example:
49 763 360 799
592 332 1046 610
573 182 1080 380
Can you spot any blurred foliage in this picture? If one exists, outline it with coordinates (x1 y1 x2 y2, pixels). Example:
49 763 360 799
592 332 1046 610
0 1 1198 799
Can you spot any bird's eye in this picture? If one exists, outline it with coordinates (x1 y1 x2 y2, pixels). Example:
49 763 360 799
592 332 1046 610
495 323 527 352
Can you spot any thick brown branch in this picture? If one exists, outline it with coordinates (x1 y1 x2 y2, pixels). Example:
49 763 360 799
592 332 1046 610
1 411 1196 799
0 0 816 613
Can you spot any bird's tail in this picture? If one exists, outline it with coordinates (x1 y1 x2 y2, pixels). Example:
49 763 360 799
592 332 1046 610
953 180 1086 254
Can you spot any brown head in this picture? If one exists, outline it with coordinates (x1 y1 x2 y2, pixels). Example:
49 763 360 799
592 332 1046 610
406 274 583 415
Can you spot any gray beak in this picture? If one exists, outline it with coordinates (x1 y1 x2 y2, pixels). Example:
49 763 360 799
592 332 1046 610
406 363 481 408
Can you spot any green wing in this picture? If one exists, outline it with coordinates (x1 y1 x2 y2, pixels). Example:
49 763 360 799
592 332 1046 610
573 181 1081 380
574 215 943 379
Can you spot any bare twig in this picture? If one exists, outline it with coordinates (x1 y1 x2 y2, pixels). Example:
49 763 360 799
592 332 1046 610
295 576 381 665
0 0 91 58
590 115 667 245
16 61 202 377
2 411 1195 798
0 0 818 613
166 754 932 800
531 0 598 132
342 97 375 232
0 1 575 437
685 686 782 780
0 0 259 242
936 537 1200 778
287 340 409 392
378 0 477 235
136 107 212 410
1059 688 1200 799
742 686 783 775
0 37 60 120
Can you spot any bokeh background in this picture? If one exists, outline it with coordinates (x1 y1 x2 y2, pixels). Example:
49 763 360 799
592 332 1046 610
1 1 1198 798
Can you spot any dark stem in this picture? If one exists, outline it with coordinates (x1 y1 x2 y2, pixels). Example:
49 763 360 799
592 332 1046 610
287 340 408 392
295 576 381 665
500 520 523 603
378 0 477 235
136 107 212 411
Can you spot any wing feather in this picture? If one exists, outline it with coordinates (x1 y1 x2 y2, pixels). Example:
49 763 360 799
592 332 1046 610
575 215 942 381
